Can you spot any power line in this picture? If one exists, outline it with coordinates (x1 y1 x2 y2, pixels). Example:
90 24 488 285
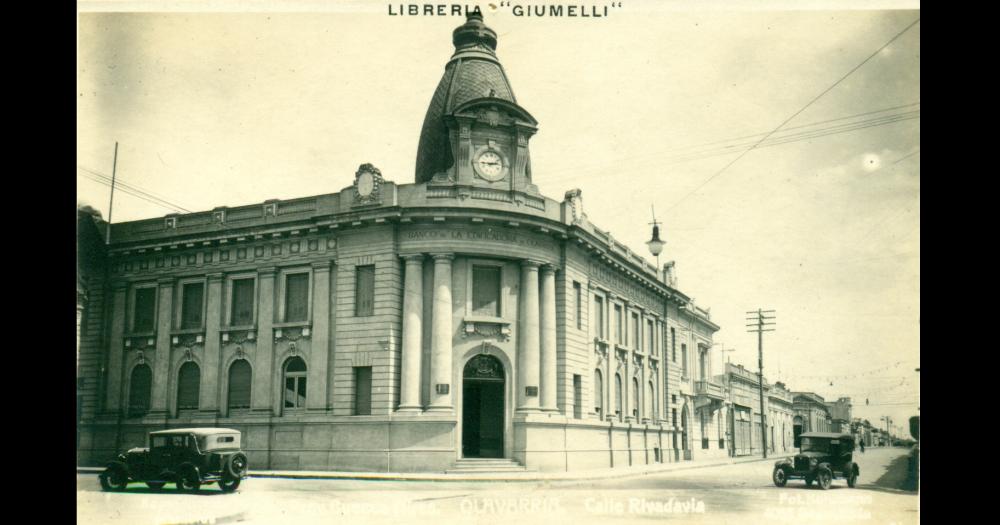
77 166 193 213
542 107 919 186
662 17 921 214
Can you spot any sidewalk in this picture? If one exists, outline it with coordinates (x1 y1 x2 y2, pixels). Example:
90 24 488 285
78 452 790 483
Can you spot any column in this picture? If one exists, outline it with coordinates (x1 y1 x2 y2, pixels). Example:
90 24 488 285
199 273 223 415
427 254 453 412
539 264 558 412
252 267 276 414
149 277 174 416
398 255 424 412
307 261 332 411
517 260 541 412
105 282 128 413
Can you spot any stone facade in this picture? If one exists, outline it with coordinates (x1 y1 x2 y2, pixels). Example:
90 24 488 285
76 14 722 473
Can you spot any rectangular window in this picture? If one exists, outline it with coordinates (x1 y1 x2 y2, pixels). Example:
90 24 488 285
594 296 605 339
354 366 372 415
647 320 655 354
682 343 688 376
573 374 582 419
614 304 623 344
631 313 640 349
672 408 678 427
230 278 255 326
671 327 676 362
355 265 375 317
180 282 204 329
471 265 501 317
285 273 310 322
573 282 582 330
133 287 156 332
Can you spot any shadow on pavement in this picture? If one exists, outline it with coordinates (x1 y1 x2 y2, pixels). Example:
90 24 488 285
866 452 918 494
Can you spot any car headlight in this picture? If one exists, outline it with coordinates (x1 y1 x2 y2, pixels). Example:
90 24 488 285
809 458 818 465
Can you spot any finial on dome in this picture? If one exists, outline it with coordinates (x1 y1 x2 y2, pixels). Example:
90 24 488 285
452 9 497 52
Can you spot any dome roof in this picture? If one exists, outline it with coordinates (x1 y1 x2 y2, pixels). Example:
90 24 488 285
415 13 518 183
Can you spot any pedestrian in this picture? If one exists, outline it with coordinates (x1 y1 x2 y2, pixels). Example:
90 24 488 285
859 440 865 453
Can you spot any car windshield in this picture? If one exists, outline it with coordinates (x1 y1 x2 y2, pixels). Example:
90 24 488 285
800 437 830 453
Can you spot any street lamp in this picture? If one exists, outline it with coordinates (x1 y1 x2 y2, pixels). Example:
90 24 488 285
646 205 665 269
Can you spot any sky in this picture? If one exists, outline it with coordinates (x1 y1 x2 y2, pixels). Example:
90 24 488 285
77 0 920 435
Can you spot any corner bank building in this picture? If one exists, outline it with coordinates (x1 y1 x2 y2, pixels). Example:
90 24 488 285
77 13 725 473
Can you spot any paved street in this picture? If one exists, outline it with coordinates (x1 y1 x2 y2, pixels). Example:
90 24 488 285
78 447 917 525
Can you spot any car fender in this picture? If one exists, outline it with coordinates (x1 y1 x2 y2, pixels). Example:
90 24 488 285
104 460 130 477
773 458 791 468
177 462 201 481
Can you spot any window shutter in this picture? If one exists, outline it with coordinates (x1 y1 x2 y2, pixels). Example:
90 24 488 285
134 288 156 332
177 362 200 410
594 370 603 416
354 265 375 317
354 367 372 415
128 365 152 416
231 278 255 326
181 282 204 329
285 274 309 322
472 266 501 316
227 360 252 409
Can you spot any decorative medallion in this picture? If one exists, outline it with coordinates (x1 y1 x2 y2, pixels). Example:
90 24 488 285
464 354 504 380
353 163 384 204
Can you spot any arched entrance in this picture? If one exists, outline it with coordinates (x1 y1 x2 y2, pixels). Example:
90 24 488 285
793 415 803 448
462 354 505 458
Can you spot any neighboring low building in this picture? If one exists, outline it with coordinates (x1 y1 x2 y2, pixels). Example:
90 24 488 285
724 363 768 457
767 381 795 455
792 392 831 446
826 397 852 433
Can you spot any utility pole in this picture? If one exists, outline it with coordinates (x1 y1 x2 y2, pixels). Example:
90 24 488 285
106 141 119 245
747 308 775 458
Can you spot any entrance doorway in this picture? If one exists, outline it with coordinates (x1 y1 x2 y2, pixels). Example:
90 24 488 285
462 354 505 458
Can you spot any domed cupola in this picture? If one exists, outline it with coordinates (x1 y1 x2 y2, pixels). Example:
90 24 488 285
415 12 539 193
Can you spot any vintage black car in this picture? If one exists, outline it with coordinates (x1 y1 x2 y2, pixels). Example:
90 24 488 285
772 432 859 490
99 428 249 493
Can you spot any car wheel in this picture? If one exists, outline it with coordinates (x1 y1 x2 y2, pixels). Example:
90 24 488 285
99 466 129 492
817 467 833 490
146 481 166 490
847 468 858 488
226 452 249 479
177 467 201 492
219 476 241 493
772 467 788 487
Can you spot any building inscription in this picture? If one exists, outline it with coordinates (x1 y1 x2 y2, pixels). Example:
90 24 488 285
405 228 545 249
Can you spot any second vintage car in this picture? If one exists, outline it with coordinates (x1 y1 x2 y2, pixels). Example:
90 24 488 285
99 427 249 493
772 432 859 490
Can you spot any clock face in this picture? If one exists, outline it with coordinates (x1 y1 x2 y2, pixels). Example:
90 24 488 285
357 171 375 196
476 150 504 180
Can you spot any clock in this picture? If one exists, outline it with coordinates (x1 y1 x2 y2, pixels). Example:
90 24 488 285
474 150 506 182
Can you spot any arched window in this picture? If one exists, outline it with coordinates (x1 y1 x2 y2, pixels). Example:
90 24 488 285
128 364 152 418
593 369 604 419
176 362 200 411
283 357 308 410
227 360 252 410
614 373 623 422
632 377 640 419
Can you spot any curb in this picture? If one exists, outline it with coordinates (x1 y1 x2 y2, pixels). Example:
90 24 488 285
79 455 788 483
